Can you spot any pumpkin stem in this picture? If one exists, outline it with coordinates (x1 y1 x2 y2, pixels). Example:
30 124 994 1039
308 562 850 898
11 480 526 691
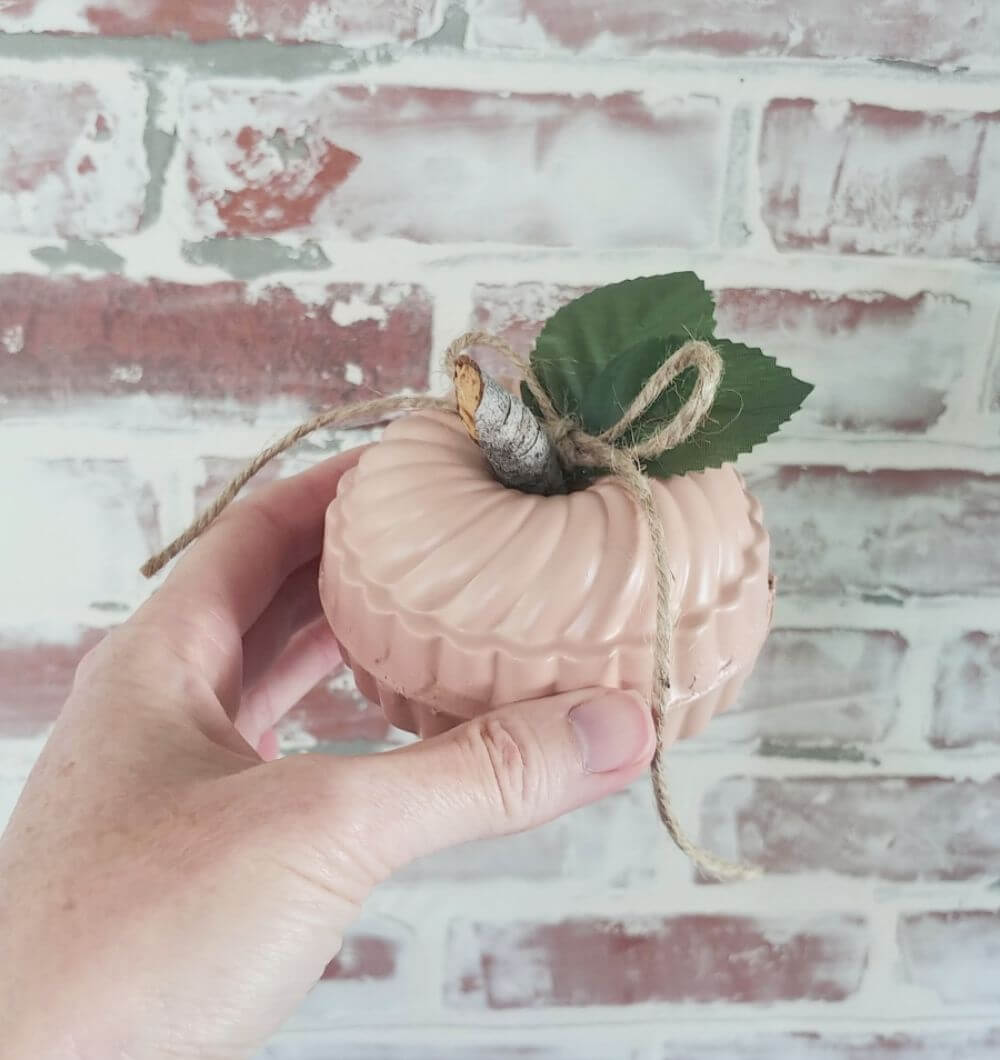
453 356 566 495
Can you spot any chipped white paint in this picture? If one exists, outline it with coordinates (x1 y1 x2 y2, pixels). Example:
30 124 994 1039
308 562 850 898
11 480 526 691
152 64 187 135
0 0 92 34
0 0 447 45
2 325 24 355
330 294 389 327
228 0 258 38
108 363 143 384
344 361 363 385
274 712 318 755
812 98 852 132
297 0 445 48
296 3 352 44
180 78 724 247
0 458 150 626
0 62 150 239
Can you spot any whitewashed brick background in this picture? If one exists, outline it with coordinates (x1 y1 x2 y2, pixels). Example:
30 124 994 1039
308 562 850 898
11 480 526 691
1 3 999 1058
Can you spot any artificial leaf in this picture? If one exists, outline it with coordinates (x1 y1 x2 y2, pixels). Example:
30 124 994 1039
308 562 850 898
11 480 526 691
523 272 716 427
580 334 697 437
618 336 814 478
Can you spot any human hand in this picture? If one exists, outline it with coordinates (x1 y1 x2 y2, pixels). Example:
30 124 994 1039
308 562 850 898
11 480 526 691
0 449 655 1060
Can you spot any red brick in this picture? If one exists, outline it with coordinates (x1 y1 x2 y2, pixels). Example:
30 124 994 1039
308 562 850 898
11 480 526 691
745 467 1000 598
701 776 1000 880
322 932 398 982
0 0 442 44
181 84 723 245
932 633 1000 748
760 101 1000 261
468 1 999 66
446 913 867 1007
707 628 905 747
715 289 974 434
471 283 587 353
0 629 104 737
290 920 415 1024
899 911 1000 1004
470 283 588 387
0 275 431 407
0 72 147 238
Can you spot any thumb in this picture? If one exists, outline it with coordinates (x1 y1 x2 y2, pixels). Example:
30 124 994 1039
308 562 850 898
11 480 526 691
331 687 655 872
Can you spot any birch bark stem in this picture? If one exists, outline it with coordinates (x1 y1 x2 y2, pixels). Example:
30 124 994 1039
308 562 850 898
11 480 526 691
453 355 566 495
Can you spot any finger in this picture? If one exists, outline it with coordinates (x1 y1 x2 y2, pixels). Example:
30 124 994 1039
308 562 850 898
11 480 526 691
287 688 655 875
140 448 363 698
257 728 280 761
241 558 324 690
237 618 341 746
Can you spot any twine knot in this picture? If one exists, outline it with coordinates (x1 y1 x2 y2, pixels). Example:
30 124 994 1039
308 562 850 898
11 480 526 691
550 420 600 471
443 331 724 478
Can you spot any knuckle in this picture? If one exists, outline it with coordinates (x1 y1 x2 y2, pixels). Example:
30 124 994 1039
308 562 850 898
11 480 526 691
464 713 546 830
71 638 108 689
69 613 222 712
71 626 141 691
135 597 241 686
222 492 290 547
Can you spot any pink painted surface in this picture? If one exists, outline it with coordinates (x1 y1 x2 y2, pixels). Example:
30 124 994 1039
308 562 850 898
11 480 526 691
320 411 772 741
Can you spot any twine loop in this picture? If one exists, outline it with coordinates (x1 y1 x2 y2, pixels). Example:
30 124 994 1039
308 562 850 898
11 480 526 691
143 330 759 882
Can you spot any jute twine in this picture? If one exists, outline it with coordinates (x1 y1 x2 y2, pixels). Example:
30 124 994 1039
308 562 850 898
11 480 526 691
142 331 759 882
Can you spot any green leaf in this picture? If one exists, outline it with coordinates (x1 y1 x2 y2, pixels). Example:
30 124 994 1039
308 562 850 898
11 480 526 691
522 272 716 426
517 271 814 478
591 335 813 478
579 334 696 436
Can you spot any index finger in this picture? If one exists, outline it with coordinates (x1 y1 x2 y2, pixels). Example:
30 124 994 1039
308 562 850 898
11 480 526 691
144 446 363 672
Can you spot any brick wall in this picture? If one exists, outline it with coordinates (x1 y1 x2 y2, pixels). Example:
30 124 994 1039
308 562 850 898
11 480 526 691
1 4 999 1057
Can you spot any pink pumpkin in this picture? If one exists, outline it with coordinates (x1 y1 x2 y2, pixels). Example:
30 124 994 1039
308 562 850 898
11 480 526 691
320 410 773 742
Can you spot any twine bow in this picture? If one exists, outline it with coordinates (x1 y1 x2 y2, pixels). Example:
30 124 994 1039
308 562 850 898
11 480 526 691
143 331 760 882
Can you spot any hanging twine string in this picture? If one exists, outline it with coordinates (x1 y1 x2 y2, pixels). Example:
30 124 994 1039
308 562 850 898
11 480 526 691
140 393 454 578
142 331 759 882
